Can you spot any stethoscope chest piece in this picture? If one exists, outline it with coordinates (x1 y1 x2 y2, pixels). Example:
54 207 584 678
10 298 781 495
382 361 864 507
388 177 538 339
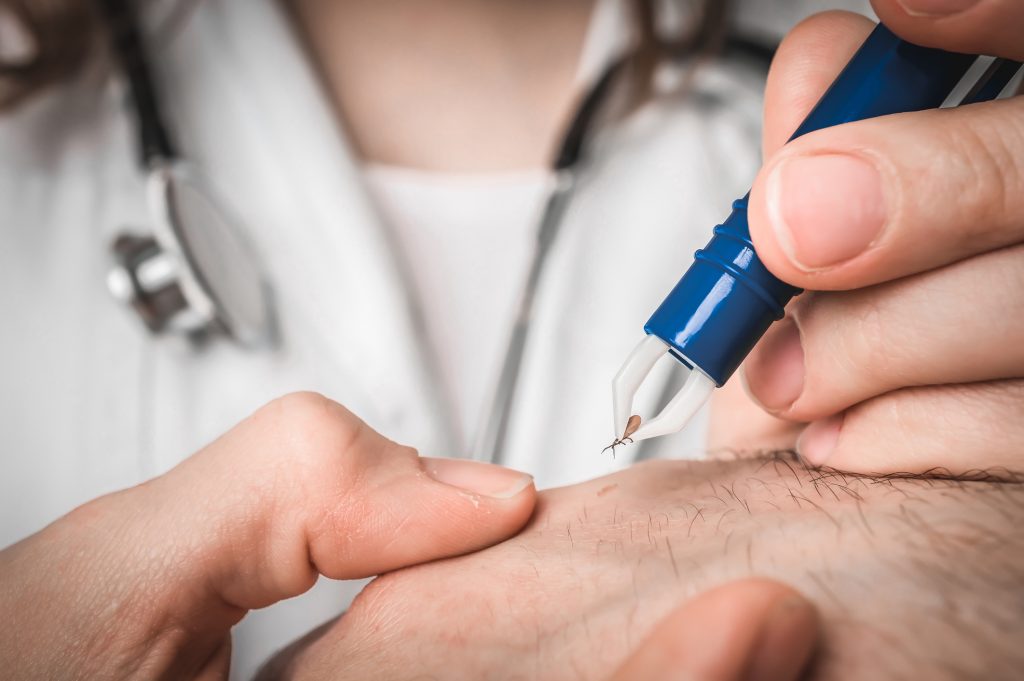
107 162 274 348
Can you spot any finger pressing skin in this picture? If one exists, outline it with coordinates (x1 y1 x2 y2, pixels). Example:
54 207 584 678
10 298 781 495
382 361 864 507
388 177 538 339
744 245 1024 421
798 379 1024 474
608 579 818 681
749 95 1024 291
762 11 877 158
871 0 1024 61
150 392 536 609
2 392 535 679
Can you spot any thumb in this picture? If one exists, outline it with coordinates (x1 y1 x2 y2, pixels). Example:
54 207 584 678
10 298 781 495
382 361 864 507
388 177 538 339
609 579 818 681
151 392 536 607
1 392 536 679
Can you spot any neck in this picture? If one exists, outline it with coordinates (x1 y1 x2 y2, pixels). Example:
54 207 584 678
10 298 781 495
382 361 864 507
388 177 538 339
288 0 596 172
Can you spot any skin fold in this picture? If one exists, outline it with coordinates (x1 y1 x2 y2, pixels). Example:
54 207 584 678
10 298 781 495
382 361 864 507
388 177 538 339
261 455 1024 680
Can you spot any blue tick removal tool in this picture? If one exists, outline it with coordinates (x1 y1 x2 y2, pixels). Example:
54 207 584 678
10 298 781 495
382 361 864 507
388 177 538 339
611 24 1023 443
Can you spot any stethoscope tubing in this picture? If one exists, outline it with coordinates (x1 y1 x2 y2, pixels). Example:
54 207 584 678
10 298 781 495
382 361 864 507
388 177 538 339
96 0 177 166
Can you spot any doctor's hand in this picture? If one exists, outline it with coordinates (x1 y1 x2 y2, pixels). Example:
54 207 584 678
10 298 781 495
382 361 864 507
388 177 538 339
0 392 536 680
711 2 1024 475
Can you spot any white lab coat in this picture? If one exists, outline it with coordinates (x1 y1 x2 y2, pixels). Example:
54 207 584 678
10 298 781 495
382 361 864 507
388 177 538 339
0 0 869 676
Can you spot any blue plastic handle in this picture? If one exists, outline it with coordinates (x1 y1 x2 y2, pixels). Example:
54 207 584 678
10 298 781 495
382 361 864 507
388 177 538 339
644 24 976 386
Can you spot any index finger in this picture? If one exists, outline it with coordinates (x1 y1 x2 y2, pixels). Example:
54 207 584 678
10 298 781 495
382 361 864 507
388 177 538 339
762 11 877 159
872 0 1024 62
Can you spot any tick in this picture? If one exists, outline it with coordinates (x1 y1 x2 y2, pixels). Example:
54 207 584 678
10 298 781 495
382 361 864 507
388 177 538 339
602 414 641 457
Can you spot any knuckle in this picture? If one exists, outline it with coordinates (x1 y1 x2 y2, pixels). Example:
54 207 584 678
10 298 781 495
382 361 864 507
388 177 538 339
258 391 362 461
246 392 374 504
948 101 1024 247
252 395 421 556
268 390 342 429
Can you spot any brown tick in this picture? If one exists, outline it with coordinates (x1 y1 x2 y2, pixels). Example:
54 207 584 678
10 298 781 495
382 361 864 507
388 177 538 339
602 414 641 457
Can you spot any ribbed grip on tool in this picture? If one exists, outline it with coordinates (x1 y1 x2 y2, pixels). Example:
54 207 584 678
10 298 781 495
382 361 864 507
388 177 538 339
645 196 799 385
645 23 977 386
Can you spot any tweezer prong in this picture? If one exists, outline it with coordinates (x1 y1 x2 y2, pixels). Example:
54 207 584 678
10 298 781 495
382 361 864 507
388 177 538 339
611 334 716 444
629 368 715 442
612 335 668 437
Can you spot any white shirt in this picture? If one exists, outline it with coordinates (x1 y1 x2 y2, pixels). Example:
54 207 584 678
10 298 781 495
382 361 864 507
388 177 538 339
365 166 550 453
361 0 634 454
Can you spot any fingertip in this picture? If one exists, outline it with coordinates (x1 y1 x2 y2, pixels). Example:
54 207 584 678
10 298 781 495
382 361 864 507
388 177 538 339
750 138 894 292
763 11 877 158
699 580 818 681
797 415 844 467
422 457 535 501
870 0 1024 62
742 315 806 415
418 456 538 540
756 11 881 290
611 579 818 681
745 589 820 681
310 458 537 581
422 457 538 539
418 456 539 549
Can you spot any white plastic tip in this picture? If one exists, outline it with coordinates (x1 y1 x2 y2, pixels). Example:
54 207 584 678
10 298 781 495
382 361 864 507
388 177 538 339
611 335 716 444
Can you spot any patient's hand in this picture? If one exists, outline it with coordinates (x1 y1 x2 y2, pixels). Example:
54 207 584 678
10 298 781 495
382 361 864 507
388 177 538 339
263 456 1024 680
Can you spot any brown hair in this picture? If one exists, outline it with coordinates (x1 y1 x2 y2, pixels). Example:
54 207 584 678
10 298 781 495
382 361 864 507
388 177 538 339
0 0 98 109
0 0 727 112
628 0 731 107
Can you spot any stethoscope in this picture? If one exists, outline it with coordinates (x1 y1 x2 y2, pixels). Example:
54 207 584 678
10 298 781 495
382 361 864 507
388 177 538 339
100 0 774 463
101 0 274 348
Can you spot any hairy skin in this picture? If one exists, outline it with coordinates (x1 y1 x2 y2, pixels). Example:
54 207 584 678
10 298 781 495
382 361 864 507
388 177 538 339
262 455 1024 681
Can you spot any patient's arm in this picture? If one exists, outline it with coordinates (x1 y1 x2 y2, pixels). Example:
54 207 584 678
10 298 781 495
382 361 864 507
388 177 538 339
265 455 1024 680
